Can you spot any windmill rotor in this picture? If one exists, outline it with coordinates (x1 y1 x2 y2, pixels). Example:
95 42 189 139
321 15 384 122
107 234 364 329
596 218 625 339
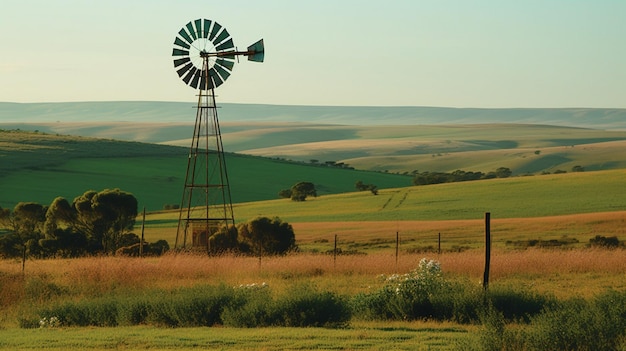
172 19 264 90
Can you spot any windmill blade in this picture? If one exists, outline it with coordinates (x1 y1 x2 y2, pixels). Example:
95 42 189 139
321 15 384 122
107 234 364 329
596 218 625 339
213 63 231 81
215 58 235 71
214 28 230 45
176 61 194 77
173 57 190 68
194 19 203 38
209 68 224 88
209 22 222 40
190 68 202 89
247 39 264 62
178 28 193 44
182 67 197 85
172 48 190 57
202 19 212 38
174 37 190 50
186 22 197 41
215 38 234 51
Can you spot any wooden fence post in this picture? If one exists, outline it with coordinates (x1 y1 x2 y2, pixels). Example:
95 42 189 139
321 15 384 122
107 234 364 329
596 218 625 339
438 232 441 255
483 212 491 290
334 234 338 269
140 207 146 257
395 231 399 269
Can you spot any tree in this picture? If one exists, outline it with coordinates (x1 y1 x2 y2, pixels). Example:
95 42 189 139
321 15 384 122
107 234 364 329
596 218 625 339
278 189 292 199
0 202 47 269
356 180 378 195
238 216 297 255
290 182 317 201
68 189 138 254
208 225 239 254
572 165 585 172
46 189 137 254
495 167 512 178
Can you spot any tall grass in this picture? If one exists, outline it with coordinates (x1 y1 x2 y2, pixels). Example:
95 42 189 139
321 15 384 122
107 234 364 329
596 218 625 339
1 249 624 304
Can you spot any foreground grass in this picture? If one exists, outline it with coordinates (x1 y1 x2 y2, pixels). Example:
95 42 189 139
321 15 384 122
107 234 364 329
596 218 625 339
1 249 624 350
0 322 471 351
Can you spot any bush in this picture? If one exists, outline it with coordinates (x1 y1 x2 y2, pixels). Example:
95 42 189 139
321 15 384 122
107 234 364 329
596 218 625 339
223 283 350 328
465 290 626 351
352 259 553 324
352 258 455 321
487 285 556 323
33 283 350 329
526 290 626 351
274 283 350 327
589 235 622 248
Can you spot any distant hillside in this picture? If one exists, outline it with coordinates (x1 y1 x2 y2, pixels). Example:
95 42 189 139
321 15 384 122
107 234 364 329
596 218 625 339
1 101 626 128
2 101 626 175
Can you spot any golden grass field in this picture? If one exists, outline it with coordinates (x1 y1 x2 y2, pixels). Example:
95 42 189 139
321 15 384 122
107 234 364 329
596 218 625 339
2 243 624 317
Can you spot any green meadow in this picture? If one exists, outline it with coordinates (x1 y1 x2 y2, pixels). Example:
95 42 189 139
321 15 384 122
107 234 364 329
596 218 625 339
0 130 410 211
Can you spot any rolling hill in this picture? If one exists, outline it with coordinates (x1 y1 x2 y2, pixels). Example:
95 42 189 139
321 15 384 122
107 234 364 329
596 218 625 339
2 102 626 175
2 102 626 213
0 130 410 211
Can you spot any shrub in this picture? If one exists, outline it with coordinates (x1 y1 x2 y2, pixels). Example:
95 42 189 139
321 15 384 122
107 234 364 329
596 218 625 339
352 259 553 324
527 290 626 351
487 285 556 323
34 283 349 329
589 235 622 248
465 290 626 351
274 283 350 327
223 283 350 328
221 286 274 327
352 258 454 321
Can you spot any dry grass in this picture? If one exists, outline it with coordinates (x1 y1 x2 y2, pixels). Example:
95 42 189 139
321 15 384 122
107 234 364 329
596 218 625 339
291 211 626 250
1 248 624 306
0 248 624 327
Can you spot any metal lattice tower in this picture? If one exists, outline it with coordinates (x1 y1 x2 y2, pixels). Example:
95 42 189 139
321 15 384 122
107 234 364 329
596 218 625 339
171 18 264 251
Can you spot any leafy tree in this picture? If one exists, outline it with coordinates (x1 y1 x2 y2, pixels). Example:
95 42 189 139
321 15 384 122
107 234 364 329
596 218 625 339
238 216 297 255
0 202 47 269
356 180 378 195
572 165 585 172
278 189 292 199
495 167 512 178
290 182 317 201
39 228 88 258
208 225 239 254
47 189 138 254
73 188 138 254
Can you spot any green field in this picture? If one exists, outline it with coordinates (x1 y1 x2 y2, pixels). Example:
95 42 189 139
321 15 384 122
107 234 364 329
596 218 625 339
0 130 410 211
140 169 626 252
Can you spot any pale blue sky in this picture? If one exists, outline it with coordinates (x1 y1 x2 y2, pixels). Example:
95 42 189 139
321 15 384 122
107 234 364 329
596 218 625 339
1 0 624 108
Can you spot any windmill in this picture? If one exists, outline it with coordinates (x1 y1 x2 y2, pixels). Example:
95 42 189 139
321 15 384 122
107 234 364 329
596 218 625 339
172 18 264 251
